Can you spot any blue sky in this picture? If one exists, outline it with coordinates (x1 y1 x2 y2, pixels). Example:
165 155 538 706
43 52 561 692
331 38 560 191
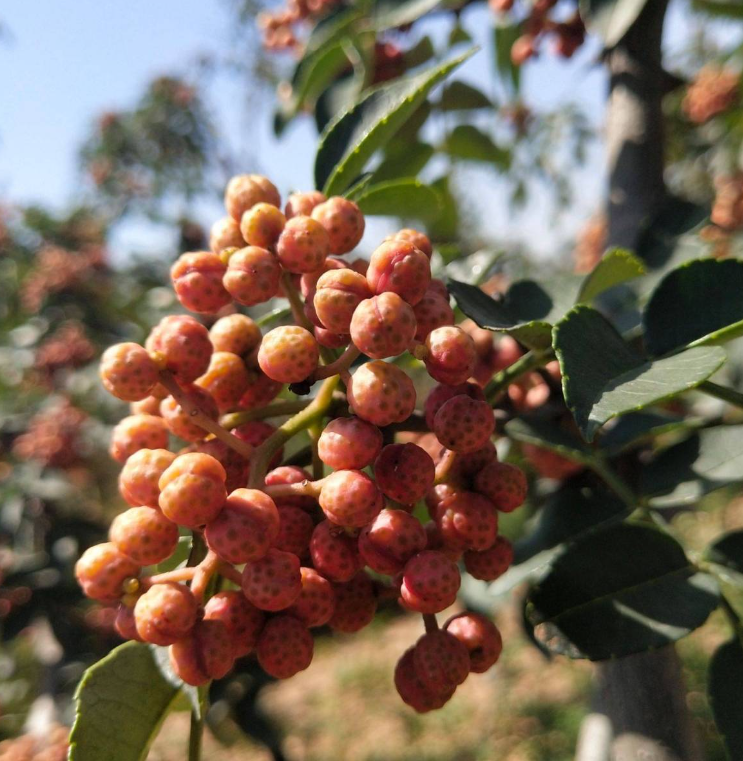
0 1 702 263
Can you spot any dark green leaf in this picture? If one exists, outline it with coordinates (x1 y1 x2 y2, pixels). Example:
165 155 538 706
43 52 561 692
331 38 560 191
554 305 726 441
578 0 650 47
353 179 441 220
449 24 473 46
448 275 582 350
706 530 743 574
598 411 691 454
304 6 363 56
69 642 181 761
288 41 354 115
578 248 645 302
150 645 200 716
693 0 743 17
515 483 629 564
371 140 434 183
315 48 476 194
709 640 743 760
505 417 593 464
445 249 504 286
403 36 436 69
644 259 743 356
440 81 493 111
493 22 521 93
641 425 743 507
426 175 460 244
445 125 509 167
525 524 720 660
372 0 443 31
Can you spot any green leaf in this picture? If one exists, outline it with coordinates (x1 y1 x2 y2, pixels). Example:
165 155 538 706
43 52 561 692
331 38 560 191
493 22 521 93
426 175 460 244
706 530 743 574
693 0 743 17
444 125 509 167
578 248 645 303
372 0 443 31
525 524 720 660
288 40 354 115
315 47 476 195
444 249 504 286
578 0 650 47
598 411 692 455
449 24 473 47
69 642 181 761
709 640 743 760
505 417 593 464
644 259 743 356
304 6 363 56
448 275 582 351
640 425 743 508
440 81 493 111
371 140 434 183
353 179 441 220
514 483 629 564
554 305 727 441
403 36 435 69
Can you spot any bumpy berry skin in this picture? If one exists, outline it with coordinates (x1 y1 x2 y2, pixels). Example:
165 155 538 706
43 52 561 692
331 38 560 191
395 647 454 712
400 551 461 614
285 190 326 219
300 256 348 297
146 315 213 384
240 202 286 248
209 314 262 357
424 326 476 386
171 251 231 314
194 351 250 412
210 215 245 254
464 536 513 581
196 439 249 492
75 542 140 603
347 361 416 427
426 483 460 521
223 245 282 306
110 414 169 464
413 291 454 341
256 615 313 679
315 325 347 349
444 612 503 673
424 382 485 430
286 567 336 627
314 269 371 334
169 619 235 686
434 395 494 454
115 604 142 641
374 443 435 505
366 240 430 306
258 325 319 383
120 448 177 507
317 416 383 471
474 461 527 512
276 216 330 273
358 509 427 575
204 590 266 657
130 395 163 416
100 343 159 402
160 385 219 443
224 174 280 221
110 507 179 566
265 465 316 509
386 228 433 259
310 520 363 582
350 293 417 359
450 442 498 482
329 571 377 633
273 505 314 557
413 630 470 695
311 196 365 255
158 453 227 528
435 492 499 551
241 548 302 611
134 582 198 645
239 371 283 410
319 470 383 528
205 488 280 564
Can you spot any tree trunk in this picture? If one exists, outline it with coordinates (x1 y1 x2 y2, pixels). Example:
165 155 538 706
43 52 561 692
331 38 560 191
581 2 704 760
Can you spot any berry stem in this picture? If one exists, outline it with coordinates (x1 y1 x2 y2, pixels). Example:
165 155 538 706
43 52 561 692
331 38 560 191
483 349 553 405
699 380 743 410
141 567 197 588
263 477 327 499
256 305 292 327
423 613 438 633
158 370 254 460
309 421 324 481
216 561 242 586
314 344 360 380
247 375 340 489
219 400 311 430
191 550 220 603
188 684 208 761
434 449 458 484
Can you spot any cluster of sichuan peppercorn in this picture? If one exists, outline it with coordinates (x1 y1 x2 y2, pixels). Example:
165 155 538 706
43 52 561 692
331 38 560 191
76 173 528 711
